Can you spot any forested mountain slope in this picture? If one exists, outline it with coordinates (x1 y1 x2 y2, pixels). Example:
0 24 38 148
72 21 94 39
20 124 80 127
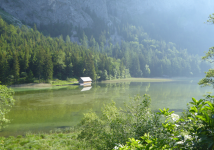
0 18 131 84
0 1 212 84
0 17 209 84
1 0 213 54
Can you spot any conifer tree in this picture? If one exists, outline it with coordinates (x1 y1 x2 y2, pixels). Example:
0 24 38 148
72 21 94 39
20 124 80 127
0 52 9 84
26 70 34 83
43 50 53 82
36 48 45 82
13 52 20 83
84 55 96 81
24 47 29 71
66 35 70 43
81 32 88 49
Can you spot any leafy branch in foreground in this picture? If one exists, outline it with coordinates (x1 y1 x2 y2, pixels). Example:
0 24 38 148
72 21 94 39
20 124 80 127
77 94 160 150
1 94 214 149
77 94 214 149
199 14 214 87
0 84 15 131
207 13 214 24
119 96 214 150
198 47 214 87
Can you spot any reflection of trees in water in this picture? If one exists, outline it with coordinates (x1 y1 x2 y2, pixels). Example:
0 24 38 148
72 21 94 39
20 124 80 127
13 81 204 120
11 86 90 124
94 81 211 111
4 81 208 136
0 85 15 131
149 81 207 99
91 82 132 108
98 82 131 96
8 81 207 128
147 81 212 111
145 83 150 93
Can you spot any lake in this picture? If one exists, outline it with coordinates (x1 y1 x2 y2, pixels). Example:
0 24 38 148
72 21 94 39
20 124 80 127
0 78 212 137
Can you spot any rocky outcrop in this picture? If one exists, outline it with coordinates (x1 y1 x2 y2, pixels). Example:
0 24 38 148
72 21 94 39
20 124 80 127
0 0 213 29
0 0 109 28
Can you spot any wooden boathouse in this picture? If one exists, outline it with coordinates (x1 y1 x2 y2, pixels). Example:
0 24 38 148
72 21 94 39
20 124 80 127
79 77 92 86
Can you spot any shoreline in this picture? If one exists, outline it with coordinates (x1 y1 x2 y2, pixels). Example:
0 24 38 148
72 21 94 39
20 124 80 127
8 77 175 89
8 81 79 89
99 77 174 83
8 83 52 88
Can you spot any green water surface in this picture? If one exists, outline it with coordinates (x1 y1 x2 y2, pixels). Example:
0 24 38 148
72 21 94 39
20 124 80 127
0 78 212 137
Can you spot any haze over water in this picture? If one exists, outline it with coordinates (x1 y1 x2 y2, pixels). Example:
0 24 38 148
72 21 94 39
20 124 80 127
0 78 212 137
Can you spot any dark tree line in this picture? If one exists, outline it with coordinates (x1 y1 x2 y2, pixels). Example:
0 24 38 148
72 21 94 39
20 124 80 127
0 17 130 85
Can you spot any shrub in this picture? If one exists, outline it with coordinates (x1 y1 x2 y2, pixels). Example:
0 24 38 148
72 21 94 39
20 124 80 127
119 96 214 150
0 84 15 131
77 94 214 149
77 94 161 149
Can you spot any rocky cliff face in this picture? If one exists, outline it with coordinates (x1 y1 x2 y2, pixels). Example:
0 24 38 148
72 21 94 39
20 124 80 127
0 0 109 28
1 0 213 28
0 0 213 30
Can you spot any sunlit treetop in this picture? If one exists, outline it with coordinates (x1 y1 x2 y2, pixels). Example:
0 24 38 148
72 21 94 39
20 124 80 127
202 47 214 63
207 13 214 24
202 14 214 62
199 13 214 87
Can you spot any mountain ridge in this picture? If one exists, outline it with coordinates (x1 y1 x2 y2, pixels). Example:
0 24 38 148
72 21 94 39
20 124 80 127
0 0 213 55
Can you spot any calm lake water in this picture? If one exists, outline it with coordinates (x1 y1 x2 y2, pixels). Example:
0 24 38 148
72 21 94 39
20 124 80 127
1 78 213 137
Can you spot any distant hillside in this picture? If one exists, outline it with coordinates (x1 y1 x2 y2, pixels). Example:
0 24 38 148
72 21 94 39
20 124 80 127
1 0 213 55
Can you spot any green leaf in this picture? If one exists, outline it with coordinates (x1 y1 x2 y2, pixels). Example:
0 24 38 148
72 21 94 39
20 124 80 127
196 115 207 122
205 101 214 108
173 137 179 141
192 97 197 104
189 106 198 113
188 117 194 120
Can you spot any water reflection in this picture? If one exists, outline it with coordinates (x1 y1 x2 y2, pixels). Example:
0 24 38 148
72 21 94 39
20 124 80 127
81 86 92 92
1 78 212 136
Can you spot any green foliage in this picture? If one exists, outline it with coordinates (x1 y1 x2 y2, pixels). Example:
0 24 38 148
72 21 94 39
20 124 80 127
13 52 20 83
69 11 207 78
82 22 206 78
25 70 34 83
119 96 214 150
0 85 15 131
0 128 90 150
51 78 78 86
77 95 161 149
0 17 130 84
207 13 214 24
75 90 214 149
144 64 151 77
0 11 205 83
1 94 214 149
199 13 214 87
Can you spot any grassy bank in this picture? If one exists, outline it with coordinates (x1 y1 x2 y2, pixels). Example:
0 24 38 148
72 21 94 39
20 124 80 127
51 78 78 86
8 78 79 88
0 128 89 150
